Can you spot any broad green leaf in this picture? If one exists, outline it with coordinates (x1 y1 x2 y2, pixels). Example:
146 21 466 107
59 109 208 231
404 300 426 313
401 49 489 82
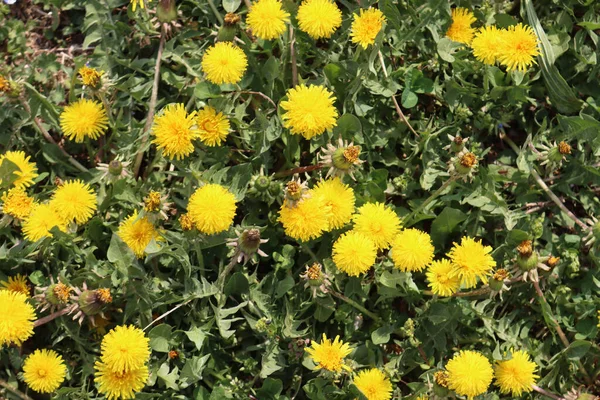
222 0 241 13
148 324 173 353
430 207 467 246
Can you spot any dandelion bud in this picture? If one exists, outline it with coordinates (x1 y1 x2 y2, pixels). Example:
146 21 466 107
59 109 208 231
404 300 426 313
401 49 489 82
48 282 72 306
558 141 571 155
283 177 308 207
446 134 468 153
449 149 478 181
0 76 23 98
157 0 177 23
546 256 560 268
218 13 239 41
108 160 123 176
489 269 509 291
254 175 271 192
78 66 103 89
224 12 241 25
144 191 162 212
268 181 282 196
78 288 112 317
227 227 268 264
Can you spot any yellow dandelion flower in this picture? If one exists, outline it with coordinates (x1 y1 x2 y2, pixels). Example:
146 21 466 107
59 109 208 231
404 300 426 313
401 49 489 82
187 183 237 235
390 228 434 272
426 259 460 297
50 180 97 224
117 211 161 258
247 0 290 40
446 350 493 399
60 99 108 142
446 7 476 45
497 23 540 72
297 0 342 39
23 349 67 393
1 274 30 297
447 236 496 289
352 202 401 250
0 151 39 188
494 350 539 396
278 194 331 242
350 8 386 49
332 231 377 276
280 84 338 140
353 368 393 400
196 106 230 147
22 203 67 242
78 65 103 87
471 26 503 65
0 76 9 92
1 187 36 219
95 361 148 400
311 178 355 230
202 42 248 85
306 334 352 372
152 103 198 160
0 291 35 346
100 325 150 373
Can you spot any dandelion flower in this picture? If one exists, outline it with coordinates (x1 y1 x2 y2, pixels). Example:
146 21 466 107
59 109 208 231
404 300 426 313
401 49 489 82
202 42 248 85
117 211 161 258
279 193 331 241
306 334 352 372
0 291 35 346
79 66 103 87
280 84 338 140
187 183 237 235
152 103 198 160
447 236 496 288
353 368 393 400
100 325 150 373
0 151 38 188
390 229 434 272
311 178 355 230
446 7 476 44
352 202 401 250
1 274 30 297
23 349 67 393
332 231 377 276
494 350 539 396
60 99 108 142
50 180 97 224
130 0 146 11
426 259 460 297
446 350 493 399
95 361 148 400
22 203 67 242
247 0 290 40
497 23 540 72
196 106 230 147
350 8 386 49
471 26 503 65
297 0 342 39
1 187 36 219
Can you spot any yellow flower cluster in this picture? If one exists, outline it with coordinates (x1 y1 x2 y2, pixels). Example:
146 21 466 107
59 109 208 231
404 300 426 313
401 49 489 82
446 8 540 71
95 325 150 400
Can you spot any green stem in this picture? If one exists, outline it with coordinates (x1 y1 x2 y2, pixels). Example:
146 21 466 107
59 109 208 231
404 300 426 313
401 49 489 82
206 0 223 24
300 243 319 263
217 257 238 293
404 175 458 226
330 290 382 323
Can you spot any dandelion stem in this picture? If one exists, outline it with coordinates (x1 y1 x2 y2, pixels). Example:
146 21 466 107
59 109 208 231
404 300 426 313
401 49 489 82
33 308 70 328
143 298 193 331
403 175 458 226
274 163 323 179
133 25 167 177
531 385 564 400
289 25 298 87
377 50 419 137
330 290 382 323
19 99 88 173
499 131 588 231
217 257 239 293
207 0 224 24
0 378 34 400
238 90 277 109
300 243 319 263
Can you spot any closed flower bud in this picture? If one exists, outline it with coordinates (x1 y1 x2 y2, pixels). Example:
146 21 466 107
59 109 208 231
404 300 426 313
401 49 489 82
489 269 509 291
78 288 111 317
48 282 72 305
517 251 538 271
157 0 178 23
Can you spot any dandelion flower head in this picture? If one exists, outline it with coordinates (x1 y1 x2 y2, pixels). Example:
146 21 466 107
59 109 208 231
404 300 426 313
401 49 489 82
494 350 539 396
202 42 248 85
390 228 434 272
60 99 108 142
22 203 67 242
297 0 342 39
79 65 103 87
95 360 148 400
1 274 30 297
187 183 237 235
1 187 36 219
247 0 290 40
471 25 503 65
350 8 386 49
0 151 38 188
311 178 355 230
279 193 331 241
306 334 352 372
446 7 476 44
0 290 35 346
332 231 377 276
100 325 150 373
445 350 493 399
152 103 198 160
280 84 338 140
50 180 97 224
196 106 230 147
426 259 461 297
23 349 67 393
447 236 496 289
497 23 540 72
352 202 401 250
117 210 161 258
353 368 393 400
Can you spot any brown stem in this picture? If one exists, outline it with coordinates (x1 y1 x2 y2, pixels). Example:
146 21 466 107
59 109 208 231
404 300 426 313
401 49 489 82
289 25 298 87
0 378 34 400
238 91 277 109
377 50 419 137
33 308 70 328
273 163 323 179
20 99 87 173
531 385 563 400
417 345 431 366
133 26 167 177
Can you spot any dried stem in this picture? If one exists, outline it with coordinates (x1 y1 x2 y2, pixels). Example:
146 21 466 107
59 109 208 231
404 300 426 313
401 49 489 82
531 385 564 400
330 290 382 323
133 25 167 177
143 298 192 331
500 132 588 231
0 378 34 400
238 90 277 109
20 99 88 173
33 308 70 328
273 163 323 179
403 175 458 226
289 25 298 87
377 50 419 137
